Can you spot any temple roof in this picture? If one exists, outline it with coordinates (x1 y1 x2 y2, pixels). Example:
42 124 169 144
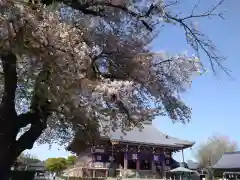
68 124 194 154
213 151 240 169
102 125 194 148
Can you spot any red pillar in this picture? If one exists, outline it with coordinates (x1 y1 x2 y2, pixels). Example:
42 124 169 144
105 169 108 177
136 158 140 171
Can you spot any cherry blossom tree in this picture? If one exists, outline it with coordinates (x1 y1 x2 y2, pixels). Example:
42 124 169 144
0 0 226 178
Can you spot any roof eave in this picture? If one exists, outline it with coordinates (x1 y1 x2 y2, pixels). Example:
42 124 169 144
178 141 195 149
101 136 194 149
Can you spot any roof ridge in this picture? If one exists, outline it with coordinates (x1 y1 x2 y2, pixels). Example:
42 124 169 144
155 127 195 144
144 125 195 144
106 124 194 147
224 151 240 155
153 127 185 140
150 124 173 140
150 126 171 137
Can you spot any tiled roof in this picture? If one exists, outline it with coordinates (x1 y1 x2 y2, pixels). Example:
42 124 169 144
30 161 45 166
213 152 240 169
28 161 46 171
170 167 193 173
102 125 194 148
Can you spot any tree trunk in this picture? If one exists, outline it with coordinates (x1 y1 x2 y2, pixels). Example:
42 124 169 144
0 103 19 179
0 51 49 179
0 51 18 180
0 150 15 179
0 107 47 180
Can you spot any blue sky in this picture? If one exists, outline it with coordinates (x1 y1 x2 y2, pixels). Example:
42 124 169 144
28 0 240 162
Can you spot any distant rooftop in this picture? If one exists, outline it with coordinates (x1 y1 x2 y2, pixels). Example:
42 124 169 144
102 124 194 148
28 161 46 172
214 151 240 169
187 160 200 170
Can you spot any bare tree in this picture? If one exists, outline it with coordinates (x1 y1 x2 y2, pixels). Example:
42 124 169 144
0 0 227 178
195 135 237 168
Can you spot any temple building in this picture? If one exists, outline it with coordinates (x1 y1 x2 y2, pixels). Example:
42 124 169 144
213 151 240 178
67 124 194 178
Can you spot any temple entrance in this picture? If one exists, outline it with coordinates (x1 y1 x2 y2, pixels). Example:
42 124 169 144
156 162 162 171
155 162 163 178
140 160 151 170
116 151 124 168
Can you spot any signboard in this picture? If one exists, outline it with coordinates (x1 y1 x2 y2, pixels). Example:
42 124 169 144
127 152 138 160
95 148 105 153
94 153 109 162
152 154 165 162
96 155 102 161
108 156 115 161
91 147 105 153
165 158 170 165
94 154 116 162
126 152 165 161
153 155 159 161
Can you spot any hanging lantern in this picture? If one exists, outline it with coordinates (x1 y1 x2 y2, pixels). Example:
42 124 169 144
111 140 119 145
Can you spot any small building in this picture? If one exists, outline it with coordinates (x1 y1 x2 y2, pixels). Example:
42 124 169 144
10 161 46 180
185 160 207 180
67 124 194 178
28 161 46 172
213 151 240 178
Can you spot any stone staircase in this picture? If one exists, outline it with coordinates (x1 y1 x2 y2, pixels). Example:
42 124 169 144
124 169 162 179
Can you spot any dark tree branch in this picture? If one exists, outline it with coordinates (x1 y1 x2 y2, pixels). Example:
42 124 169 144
15 98 52 154
100 73 126 80
14 99 52 157
84 1 155 31
191 0 201 15
0 51 17 109
16 112 36 129
15 113 47 153
153 58 176 66
40 0 155 31
14 62 52 153
39 0 226 73
78 0 226 73
179 0 225 21
163 0 179 9
145 4 155 17
165 9 229 75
